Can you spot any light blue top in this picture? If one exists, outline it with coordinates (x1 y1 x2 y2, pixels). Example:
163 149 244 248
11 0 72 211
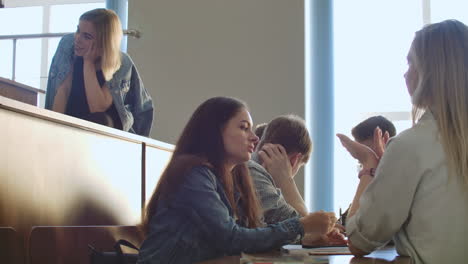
137 165 304 264
45 34 154 137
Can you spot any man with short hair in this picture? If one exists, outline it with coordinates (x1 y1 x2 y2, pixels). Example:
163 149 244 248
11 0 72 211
351 115 396 152
339 116 397 226
253 123 268 149
248 115 312 224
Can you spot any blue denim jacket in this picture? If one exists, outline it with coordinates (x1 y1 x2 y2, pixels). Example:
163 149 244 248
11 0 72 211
45 34 154 137
137 166 304 264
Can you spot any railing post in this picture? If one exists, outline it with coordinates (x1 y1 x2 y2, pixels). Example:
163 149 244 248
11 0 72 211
12 38 16 81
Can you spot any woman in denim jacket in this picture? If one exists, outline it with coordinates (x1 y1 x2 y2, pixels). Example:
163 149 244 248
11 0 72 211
137 97 337 264
45 8 153 137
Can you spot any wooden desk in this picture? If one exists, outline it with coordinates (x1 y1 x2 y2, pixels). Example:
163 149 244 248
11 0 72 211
0 77 45 106
0 95 173 262
197 247 411 264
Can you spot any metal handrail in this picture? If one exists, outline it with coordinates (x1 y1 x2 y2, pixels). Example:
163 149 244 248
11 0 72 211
0 29 140 81
0 29 141 40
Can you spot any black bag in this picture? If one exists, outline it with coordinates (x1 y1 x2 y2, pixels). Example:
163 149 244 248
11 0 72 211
89 239 139 264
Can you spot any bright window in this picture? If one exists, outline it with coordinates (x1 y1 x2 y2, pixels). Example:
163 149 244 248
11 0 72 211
431 0 468 24
0 6 43 87
331 0 468 214
332 0 422 213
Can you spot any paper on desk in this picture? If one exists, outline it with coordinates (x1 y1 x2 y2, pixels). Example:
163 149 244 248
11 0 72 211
241 251 329 264
282 245 352 255
307 246 352 255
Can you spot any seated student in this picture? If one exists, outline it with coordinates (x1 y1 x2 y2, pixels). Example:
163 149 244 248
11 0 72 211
137 97 338 264
248 115 311 224
339 116 397 225
352 115 396 152
253 122 267 149
45 8 154 136
337 20 468 264
254 122 268 139
249 115 345 247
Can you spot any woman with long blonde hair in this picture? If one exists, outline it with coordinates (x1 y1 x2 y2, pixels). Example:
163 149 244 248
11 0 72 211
46 8 153 136
337 19 468 264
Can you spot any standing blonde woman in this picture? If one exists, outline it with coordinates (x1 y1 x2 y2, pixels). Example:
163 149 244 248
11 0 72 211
46 8 153 136
337 19 468 264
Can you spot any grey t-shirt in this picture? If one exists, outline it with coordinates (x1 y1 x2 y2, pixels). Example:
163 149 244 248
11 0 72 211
248 154 299 225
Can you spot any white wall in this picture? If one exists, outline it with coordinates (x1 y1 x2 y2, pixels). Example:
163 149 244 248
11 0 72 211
128 0 306 195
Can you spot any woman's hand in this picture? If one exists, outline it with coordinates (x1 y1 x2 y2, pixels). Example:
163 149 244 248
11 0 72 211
299 211 336 234
326 228 347 245
83 40 100 64
336 126 389 169
334 223 346 234
337 133 378 168
302 227 347 247
372 127 390 160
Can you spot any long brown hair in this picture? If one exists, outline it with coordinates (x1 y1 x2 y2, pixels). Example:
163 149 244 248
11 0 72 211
141 97 263 233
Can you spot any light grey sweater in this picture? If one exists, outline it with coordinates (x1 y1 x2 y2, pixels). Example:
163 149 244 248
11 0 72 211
347 112 468 264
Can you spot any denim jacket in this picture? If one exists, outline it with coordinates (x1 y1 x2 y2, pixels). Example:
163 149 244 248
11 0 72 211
137 166 304 264
45 34 154 137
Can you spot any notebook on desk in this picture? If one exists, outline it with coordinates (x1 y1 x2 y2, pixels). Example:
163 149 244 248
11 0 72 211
240 251 329 264
281 244 352 255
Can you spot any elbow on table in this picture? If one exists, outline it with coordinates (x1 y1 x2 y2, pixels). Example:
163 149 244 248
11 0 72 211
348 242 370 257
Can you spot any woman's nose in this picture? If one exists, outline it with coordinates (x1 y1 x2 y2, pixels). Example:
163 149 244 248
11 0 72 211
251 133 259 143
75 33 83 44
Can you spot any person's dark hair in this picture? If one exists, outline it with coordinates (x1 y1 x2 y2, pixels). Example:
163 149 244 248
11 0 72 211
351 116 397 142
256 115 312 163
254 123 268 139
141 97 262 234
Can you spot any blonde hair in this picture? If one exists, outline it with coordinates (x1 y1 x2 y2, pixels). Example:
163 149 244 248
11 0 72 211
80 8 122 81
411 19 468 187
